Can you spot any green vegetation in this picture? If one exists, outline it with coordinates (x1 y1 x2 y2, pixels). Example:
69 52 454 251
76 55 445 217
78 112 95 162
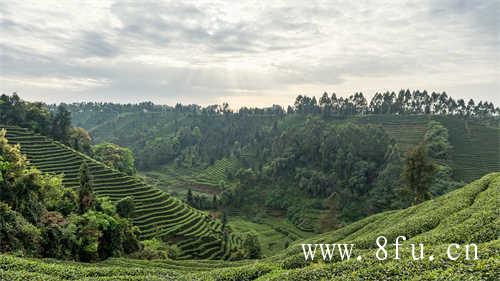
438 116 500 182
0 125 244 260
259 172 499 280
0 94 92 154
63 94 498 234
0 129 140 261
0 254 255 280
0 173 497 280
154 158 236 191
116 197 135 218
1 93 498 279
402 144 436 204
355 115 499 183
93 142 136 175
228 217 314 257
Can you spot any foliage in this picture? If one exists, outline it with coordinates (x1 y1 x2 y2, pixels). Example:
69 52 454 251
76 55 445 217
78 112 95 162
116 197 135 218
78 162 95 214
0 93 96 156
2 92 499 270
402 144 436 204
0 94 52 136
424 121 451 160
60 92 499 231
70 127 92 154
262 173 499 280
242 232 261 259
51 105 72 144
0 201 41 256
0 173 497 279
1 125 241 260
0 130 142 262
92 142 136 175
0 129 45 223
367 144 406 212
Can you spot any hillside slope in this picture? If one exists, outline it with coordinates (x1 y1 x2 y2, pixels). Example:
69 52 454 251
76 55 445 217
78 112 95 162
0 173 498 280
192 172 500 280
0 125 242 260
355 115 500 182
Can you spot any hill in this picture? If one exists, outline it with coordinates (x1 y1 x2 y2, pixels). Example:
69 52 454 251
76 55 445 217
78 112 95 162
78 111 498 184
0 125 242 260
259 172 499 280
69 111 499 233
0 172 497 280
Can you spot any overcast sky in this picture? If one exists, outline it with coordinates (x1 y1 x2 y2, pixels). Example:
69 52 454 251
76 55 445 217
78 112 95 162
0 0 498 108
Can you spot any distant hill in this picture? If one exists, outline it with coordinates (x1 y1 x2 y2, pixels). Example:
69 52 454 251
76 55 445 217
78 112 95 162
1 172 498 280
78 111 498 183
0 125 242 260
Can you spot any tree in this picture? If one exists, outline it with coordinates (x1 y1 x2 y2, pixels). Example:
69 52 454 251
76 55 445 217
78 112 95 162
51 105 72 143
368 144 405 212
186 189 194 205
423 121 451 160
92 143 136 175
0 129 45 223
0 201 41 255
402 144 436 204
116 196 135 218
319 92 332 116
212 194 218 210
467 99 475 117
192 126 202 144
70 127 92 154
78 162 94 214
243 232 261 258
457 99 466 116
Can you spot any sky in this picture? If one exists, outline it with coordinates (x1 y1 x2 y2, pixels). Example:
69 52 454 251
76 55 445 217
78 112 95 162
0 0 498 108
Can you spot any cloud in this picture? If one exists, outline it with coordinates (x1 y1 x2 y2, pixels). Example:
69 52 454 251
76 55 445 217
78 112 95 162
72 31 121 58
0 0 498 106
110 1 322 54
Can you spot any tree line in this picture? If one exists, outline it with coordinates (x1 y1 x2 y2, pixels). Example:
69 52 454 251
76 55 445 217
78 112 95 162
61 89 498 119
1 93 137 175
292 90 497 117
0 93 91 153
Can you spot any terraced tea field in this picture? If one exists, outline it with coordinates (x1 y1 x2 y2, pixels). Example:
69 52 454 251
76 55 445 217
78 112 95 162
355 115 429 152
0 254 256 281
356 115 500 182
143 158 238 196
437 117 500 183
228 216 314 257
0 125 242 260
